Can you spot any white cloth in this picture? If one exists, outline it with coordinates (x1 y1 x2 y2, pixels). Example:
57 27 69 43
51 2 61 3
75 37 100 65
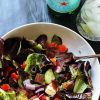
0 0 51 36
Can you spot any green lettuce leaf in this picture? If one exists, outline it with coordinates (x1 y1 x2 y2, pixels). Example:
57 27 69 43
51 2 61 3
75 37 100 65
16 90 28 100
0 89 10 100
24 53 43 72
7 91 16 100
73 77 88 93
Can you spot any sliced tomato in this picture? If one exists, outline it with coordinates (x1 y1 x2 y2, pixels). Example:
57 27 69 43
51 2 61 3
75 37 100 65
58 44 68 53
11 72 18 80
48 42 58 48
39 94 46 100
21 61 26 69
52 80 58 91
1 84 10 91
40 95 46 100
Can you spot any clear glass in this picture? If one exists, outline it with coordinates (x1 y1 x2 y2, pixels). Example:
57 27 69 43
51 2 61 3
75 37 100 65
76 0 100 41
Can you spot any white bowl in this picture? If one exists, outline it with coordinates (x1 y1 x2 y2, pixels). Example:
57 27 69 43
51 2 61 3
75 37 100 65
2 22 100 100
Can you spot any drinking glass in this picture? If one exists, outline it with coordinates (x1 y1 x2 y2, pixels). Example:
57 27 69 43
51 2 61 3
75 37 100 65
76 0 100 41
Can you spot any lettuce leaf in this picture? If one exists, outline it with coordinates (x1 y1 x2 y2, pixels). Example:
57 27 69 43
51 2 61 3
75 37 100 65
73 77 88 93
0 89 10 100
24 53 43 72
7 91 16 100
16 90 28 100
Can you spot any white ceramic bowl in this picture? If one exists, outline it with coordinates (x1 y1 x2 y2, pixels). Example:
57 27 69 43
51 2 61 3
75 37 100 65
2 22 100 100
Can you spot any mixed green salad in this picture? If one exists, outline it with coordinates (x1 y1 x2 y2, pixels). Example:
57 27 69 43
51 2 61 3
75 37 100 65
0 34 92 100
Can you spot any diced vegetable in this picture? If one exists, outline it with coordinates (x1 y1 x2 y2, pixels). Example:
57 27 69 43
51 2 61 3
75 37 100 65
51 81 58 91
0 89 10 100
45 83 57 96
39 94 46 100
29 96 40 100
54 97 60 100
24 53 43 72
7 91 16 100
11 72 18 80
34 73 44 84
48 42 58 48
21 61 26 69
62 80 74 90
34 44 43 51
0 84 10 91
16 90 28 100
73 77 88 93
45 69 55 84
50 58 57 66
23 79 41 90
55 66 62 73
46 96 50 100
57 44 68 53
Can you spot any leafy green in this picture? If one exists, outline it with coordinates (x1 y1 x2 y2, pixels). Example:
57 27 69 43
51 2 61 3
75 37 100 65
3 55 11 60
18 76 23 87
0 61 2 68
73 77 88 93
69 66 77 79
0 89 10 100
34 44 43 50
24 53 44 72
16 90 28 100
51 35 62 45
69 66 82 79
7 91 16 100
17 41 22 55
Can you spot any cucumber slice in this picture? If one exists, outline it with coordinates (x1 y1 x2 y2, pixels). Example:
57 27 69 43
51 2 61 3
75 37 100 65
45 69 55 84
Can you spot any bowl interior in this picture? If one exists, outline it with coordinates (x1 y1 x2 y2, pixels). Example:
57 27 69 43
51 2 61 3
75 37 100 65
2 23 100 100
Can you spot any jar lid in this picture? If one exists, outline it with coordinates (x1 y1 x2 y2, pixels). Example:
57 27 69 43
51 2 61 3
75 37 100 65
46 0 80 13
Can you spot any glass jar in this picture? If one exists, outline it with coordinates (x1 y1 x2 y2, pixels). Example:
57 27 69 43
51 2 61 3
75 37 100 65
76 0 100 41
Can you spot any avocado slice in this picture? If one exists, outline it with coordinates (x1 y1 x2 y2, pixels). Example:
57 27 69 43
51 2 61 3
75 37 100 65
45 69 55 84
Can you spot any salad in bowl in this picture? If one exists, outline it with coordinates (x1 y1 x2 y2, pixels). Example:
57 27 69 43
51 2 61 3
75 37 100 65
0 23 100 100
